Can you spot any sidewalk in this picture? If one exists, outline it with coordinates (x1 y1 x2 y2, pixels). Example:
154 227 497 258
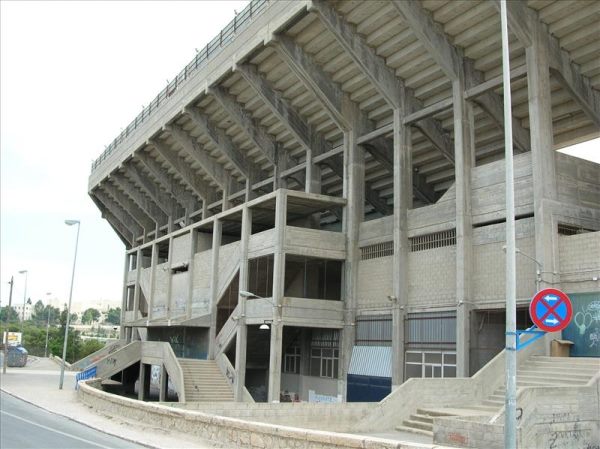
0 356 217 449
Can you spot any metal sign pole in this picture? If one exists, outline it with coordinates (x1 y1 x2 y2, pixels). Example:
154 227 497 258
500 1 517 448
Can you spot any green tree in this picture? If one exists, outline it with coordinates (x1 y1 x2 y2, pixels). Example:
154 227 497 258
0 306 19 322
31 300 45 323
81 308 101 325
79 339 105 358
105 307 121 325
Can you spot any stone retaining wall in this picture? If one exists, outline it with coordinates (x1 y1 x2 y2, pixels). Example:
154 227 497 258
78 381 439 449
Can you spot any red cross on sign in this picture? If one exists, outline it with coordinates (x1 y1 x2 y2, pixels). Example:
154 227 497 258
529 288 573 332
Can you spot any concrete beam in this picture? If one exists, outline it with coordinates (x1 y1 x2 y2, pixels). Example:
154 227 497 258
149 139 217 205
93 187 145 239
208 85 277 165
122 162 182 219
492 0 532 47
272 32 436 204
236 63 329 156
393 0 529 152
390 0 460 80
309 0 402 109
183 106 266 183
110 171 169 226
166 123 233 191
309 0 455 164
321 155 390 216
90 193 134 247
134 151 199 212
498 0 600 128
272 33 350 131
100 180 156 232
412 117 455 165
362 138 436 204
546 38 600 129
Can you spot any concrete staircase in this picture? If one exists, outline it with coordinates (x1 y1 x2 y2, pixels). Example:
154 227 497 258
178 358 234 402
396 356 600 437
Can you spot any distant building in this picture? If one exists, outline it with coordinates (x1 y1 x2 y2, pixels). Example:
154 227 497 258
13 303 32 321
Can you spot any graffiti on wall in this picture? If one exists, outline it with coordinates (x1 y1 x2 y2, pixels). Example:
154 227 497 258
563 292 600 357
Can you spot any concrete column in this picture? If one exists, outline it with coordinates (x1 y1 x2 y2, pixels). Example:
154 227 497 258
148 243 159 322
166 236 174 323
159 364 168 402
208 219 222 359
274 144 288 191
527 24 558 289
453 69 475 378
202 199 209 220
392 107 411 386
187 229 197 320
234 206 252 401
133 248 142 322
268 189 287 402
339 105 364 400
222 183 230 212
120 253 129 339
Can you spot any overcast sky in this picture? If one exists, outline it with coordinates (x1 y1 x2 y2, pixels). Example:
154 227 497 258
0 1 598 311
1 1 249 310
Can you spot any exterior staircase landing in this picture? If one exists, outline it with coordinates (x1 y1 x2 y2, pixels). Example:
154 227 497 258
396 355 600 437
178 358 234 402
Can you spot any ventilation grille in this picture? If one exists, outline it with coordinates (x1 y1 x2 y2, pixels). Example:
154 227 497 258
361 241 394 260
410 229 456 252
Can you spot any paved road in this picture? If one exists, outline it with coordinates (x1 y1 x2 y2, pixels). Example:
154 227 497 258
0 391 145 449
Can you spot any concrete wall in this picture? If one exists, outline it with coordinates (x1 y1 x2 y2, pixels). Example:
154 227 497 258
153 263 169 319
408 247 456 306
357 256 393 308
192 250 213 315
556 153 600 211
472 218 537 303
172 234 191 264
559 231 600 294
78 380 421 449
280 373 338 402
434 377 600 449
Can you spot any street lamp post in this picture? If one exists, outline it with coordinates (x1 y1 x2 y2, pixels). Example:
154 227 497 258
44 292 52 358
59 219 80 390
18 270 28 335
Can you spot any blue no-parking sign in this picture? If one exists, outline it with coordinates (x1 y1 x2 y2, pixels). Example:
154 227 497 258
529 288 573 332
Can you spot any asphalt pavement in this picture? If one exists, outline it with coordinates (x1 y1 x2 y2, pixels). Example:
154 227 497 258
1 391 144 449
0 356 216 449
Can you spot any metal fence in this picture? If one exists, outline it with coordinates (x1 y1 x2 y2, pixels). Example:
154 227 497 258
91 0 269 173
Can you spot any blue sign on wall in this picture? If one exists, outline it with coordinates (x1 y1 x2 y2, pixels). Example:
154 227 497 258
562 292 600 357
75 366 97 389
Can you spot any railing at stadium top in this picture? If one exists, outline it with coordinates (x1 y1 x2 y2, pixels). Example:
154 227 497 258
91 0 268 172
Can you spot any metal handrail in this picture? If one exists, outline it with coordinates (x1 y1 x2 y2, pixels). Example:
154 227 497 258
91 0 269 173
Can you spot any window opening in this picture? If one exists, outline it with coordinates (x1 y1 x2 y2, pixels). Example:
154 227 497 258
360 241 393 260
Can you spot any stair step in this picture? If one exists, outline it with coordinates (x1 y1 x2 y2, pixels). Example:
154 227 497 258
518 370 593 379
416 408 457 417
394 425 433 437
517 376 589 385
402 419 433 431
528 358 600 367
466 405 500 412
483 399 504 407
409 414 433 424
